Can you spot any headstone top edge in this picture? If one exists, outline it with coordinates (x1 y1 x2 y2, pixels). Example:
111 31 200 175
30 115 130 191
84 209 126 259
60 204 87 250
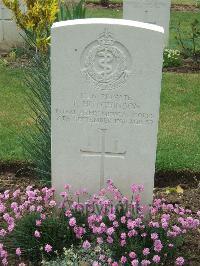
52 18 164 34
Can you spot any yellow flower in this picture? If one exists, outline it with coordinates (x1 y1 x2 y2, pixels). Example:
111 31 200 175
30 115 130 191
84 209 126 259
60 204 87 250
2 0 59 52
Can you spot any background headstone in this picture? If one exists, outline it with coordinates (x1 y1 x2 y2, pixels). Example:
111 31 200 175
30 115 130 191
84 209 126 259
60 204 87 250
123 0 171 45
51 18 164 204
0 0 24 50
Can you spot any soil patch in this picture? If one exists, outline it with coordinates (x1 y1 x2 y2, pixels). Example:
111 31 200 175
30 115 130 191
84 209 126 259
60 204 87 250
172 4 200 12
163 59 200 74
86 2 200 12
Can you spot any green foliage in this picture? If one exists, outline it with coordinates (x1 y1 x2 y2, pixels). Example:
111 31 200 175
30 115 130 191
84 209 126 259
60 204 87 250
57 0 86 21
163 49 182 68
22 51 51 181
42 244 112 265
5 212 80 264
175 19 200 64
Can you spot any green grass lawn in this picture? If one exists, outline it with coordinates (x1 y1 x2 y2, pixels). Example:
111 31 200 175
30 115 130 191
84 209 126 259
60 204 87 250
0 65 29 161
0 64 200 172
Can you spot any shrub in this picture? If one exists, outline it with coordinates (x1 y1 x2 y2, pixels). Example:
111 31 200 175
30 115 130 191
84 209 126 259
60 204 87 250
7 213 79 263
175 19 200 65
163 49 182 68
0 182 199 265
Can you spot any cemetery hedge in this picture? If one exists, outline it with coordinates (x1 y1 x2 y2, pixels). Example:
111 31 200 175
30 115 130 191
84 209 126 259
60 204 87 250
0 65 199 173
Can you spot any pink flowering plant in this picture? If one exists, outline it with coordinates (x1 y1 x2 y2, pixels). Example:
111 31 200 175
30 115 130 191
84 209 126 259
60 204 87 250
0 181 199 265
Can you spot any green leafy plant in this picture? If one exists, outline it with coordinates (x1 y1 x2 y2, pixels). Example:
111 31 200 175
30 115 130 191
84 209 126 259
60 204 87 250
163 49 182 68
196 0 200 8
5 212 79 264
22 51 51 181
175 19 200 65
57 0 86 21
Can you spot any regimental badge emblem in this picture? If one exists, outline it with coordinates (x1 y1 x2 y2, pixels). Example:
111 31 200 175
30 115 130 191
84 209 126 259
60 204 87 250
80 29 132 90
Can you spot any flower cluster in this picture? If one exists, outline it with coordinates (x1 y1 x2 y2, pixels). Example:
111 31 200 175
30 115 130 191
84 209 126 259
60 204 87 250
163 48 182 68
0 186 56 265
0 181 199 265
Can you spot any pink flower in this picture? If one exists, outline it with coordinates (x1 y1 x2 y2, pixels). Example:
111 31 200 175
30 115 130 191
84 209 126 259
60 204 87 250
120 256 127 264
107 236 113 244
151 233 158 240
107 227 115 236
16 248 21 256
121 216 126 224
141 260 150 266
108 213 116 221
49 200 56 207
176 257 185 265
120 240 126 247
120 233 126 239
154 239 163 252
153 255 160 264
34 230 41 238
0 229 7 237
82 240 91 250
44 244 52 253
97 237 103 244
69 217 76 227
143 248 150 256
65 209 72 217
129 251 136 259
36 220 42 226
131 259 139 266
2 258 8 265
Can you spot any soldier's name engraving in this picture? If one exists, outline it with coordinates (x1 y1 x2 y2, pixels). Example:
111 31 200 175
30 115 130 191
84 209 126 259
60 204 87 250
55 92 154 126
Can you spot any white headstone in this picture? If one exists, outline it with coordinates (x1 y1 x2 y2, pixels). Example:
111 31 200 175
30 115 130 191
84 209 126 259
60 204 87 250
51 18 164 204
0 0 24 49
123 0 171 45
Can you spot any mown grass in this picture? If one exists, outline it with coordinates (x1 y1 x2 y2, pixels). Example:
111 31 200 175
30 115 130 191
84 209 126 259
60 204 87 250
0 64 29 161
157 73 200 172
0 64 200 172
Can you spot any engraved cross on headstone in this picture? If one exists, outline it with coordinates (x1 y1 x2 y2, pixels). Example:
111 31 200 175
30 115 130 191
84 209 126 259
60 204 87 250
80 129 126 189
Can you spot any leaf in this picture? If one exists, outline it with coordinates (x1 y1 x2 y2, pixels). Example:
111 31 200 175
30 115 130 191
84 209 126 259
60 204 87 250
176 185 184 194
165 186 184 194
165 187 177 194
